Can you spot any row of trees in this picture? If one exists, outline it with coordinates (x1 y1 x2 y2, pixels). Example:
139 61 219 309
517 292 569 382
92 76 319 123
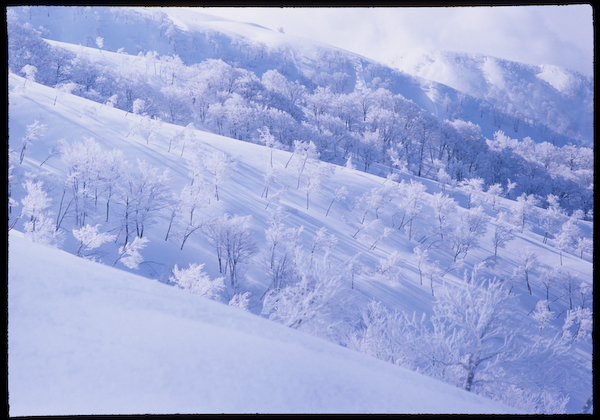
10 117 591 291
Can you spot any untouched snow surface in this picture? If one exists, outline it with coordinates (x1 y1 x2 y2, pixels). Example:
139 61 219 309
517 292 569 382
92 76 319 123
8 230 520 415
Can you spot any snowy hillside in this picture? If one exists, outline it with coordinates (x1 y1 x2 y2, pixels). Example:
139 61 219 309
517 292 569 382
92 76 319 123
391 50 593 145
8 229 522 415
10 5 591 149
8 6 593 415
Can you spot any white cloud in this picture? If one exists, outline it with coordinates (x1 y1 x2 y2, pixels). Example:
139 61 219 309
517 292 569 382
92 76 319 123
200 6 593 75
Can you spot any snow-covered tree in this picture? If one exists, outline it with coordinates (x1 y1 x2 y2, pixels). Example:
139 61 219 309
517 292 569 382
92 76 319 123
310 227 338 262
511 193 539 233
170 263 225 300
348 300 402 364
491 223 515 257
431 192 456 240
261 253 351 342
554 217 580 265
202 214 257 289
21 179 60 246
177 181 210 250
515 247 538 295
539 194 564 244
114 160 171 244
288 140 319 189
20 64 37 86
206 151 236 202
52 82 78 106
95 36 104 51
73 223 116 258
531 300 554 331
19 120 47 164
262 211 304 291
304 162 333 210
459 177 485 209
228 292 251 311
377 250 404 284
325 186 348 217
575 236 593 260
113 236 148 269
396 179 426 241
412 246 429 285
485 183 503 211
450 206 488 262
428 278 522 392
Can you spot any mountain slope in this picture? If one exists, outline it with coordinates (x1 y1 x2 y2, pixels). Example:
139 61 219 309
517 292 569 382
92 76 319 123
391 50 593 145
10 6 590 147
7 7 593 414
8 229 521 415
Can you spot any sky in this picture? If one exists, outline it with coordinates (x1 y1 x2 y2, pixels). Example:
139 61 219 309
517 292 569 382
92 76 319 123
200 5 593 76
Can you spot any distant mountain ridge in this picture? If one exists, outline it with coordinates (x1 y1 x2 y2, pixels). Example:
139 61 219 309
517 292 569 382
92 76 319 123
391 49 593 145
12 6 592 146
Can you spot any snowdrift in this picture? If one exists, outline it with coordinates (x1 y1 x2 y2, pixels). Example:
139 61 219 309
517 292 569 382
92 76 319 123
8 230 519 415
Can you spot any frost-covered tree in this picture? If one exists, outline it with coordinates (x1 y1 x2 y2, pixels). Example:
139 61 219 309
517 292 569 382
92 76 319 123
515 247 538 295
52 82 78 106
206 151 236 202
170 263 225 300
310 227 338 263
356 130 383 172
428 278 522 392
396 179 426 241
19 120 47 164
450 206 488 262
554 217 580 265
203 214 257 289
73 223 116 258
531 300 554 331
100 149 126 223
355 187 386 225
21 179 60 246
539 194 564 244
20 64 37 86
113 236 148 269
114 160 171 244
325 186 348 217
288 140 319 189
262 211 303 292
485 183 503 211
304 162 333 210
258 126 283 168
177 181 210 250
58 138 110 229
261 253 351 342
431 192 456 240
348 300 402 364
459 177 485 210
511 193 539 233
491 223 515 257
228 292 251 311
412 246 429 285
575 236 593 260
377 250 404 283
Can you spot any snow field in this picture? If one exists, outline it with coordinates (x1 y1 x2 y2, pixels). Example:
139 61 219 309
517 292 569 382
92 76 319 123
8 230 521 415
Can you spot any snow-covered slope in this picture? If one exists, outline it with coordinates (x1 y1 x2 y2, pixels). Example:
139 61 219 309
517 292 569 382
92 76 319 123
8 68 593 413
391 50 593 145
11 6 588 146
8 229 520 415
8 7 593 414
